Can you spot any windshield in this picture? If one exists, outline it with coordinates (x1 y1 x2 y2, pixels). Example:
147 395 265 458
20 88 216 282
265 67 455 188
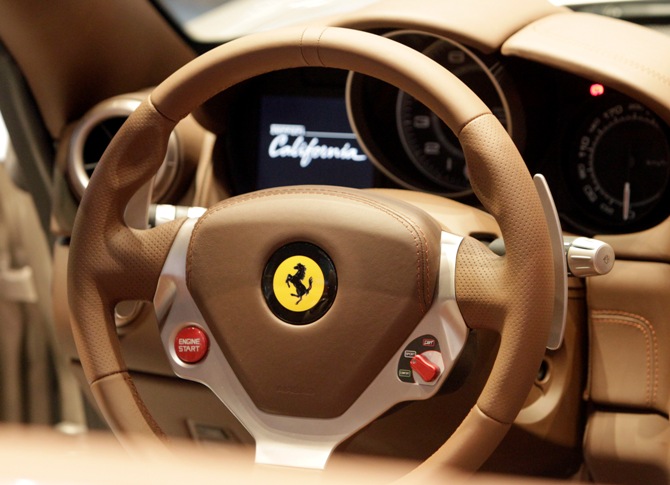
155 0 381 43
154 0 651 43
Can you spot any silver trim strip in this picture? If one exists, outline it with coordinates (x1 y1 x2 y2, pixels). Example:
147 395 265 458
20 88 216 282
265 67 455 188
67 95 180 202
154 223 467 470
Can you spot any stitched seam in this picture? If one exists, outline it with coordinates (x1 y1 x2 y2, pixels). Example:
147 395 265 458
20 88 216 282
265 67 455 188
90 371 167 438
315 28 326 67
457 112 494 137
299 28 309 66
298 27 327 67
592 316 651 406
412 222 431 309
188 188 431 314
592 310 659 403
148 95 181 124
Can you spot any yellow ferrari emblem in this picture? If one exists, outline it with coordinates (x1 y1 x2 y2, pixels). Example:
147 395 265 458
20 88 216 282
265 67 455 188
263 242 336 325
273 255 325 312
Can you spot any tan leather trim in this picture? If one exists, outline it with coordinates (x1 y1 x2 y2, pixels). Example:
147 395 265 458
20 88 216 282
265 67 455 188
330 0 564 54
90 372 165 439
405 405 511 478
584 411 670 484
0 0 195 139
0 425 540 484
502 12 670 127
587 260 670 414
598 216 670 263
592 311 659 407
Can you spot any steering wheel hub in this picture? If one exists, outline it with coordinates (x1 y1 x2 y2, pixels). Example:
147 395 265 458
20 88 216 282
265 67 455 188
183 187 441 418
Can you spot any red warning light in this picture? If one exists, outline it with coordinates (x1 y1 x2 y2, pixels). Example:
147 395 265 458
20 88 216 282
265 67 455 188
590 83 605 97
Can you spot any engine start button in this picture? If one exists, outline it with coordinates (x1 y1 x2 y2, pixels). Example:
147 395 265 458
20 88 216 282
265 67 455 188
174 325 209 364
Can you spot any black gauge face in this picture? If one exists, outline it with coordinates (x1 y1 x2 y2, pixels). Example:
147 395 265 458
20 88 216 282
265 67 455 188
396 39 510 194
568 101 670 229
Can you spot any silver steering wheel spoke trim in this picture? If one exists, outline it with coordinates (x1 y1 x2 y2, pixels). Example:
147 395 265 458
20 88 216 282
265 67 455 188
154 219 468 470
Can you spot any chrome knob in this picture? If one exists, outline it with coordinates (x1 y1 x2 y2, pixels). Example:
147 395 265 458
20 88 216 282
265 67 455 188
564 237 615 277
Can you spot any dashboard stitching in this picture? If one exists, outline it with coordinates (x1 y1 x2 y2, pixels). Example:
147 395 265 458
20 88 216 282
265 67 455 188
593 318 650 406
188 187 433 314
592 313 655 406
592 309 659 405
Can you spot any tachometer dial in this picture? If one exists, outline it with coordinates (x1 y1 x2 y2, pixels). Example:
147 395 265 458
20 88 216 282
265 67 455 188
396 38 511 194
569 101 670 228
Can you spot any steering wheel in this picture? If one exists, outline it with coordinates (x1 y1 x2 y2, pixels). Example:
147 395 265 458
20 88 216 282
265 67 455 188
67 26 554 475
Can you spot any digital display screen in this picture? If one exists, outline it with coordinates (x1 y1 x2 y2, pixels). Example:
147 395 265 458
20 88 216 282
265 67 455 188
257 95 374 189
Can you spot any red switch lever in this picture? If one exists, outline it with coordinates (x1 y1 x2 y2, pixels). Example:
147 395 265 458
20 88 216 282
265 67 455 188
410 353 440 382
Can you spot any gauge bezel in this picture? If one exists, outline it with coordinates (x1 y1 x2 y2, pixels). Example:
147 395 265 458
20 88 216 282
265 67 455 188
393 32 513 196
67 96 180 201
346 30 522 198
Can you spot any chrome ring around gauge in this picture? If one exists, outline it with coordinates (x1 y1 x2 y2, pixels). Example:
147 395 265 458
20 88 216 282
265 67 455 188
392 33 512 194
68 95 180 201
568 99 670 230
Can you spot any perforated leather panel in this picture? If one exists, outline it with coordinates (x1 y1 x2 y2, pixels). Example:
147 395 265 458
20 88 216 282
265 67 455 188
455 114 554 424
68 101 184 396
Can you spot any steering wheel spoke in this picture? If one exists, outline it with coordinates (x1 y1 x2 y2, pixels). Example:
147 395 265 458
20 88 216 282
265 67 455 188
453 236 507 334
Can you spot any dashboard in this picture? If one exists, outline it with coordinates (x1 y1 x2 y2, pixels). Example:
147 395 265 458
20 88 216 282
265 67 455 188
199 30 670 237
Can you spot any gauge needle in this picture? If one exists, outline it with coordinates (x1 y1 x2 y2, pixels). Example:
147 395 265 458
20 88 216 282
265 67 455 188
622 148 635 222
623 181 631 221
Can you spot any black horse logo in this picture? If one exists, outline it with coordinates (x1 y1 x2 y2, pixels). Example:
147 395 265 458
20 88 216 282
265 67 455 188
285 263 313 304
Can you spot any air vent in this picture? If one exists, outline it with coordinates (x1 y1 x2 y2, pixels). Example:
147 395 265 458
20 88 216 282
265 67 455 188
68 95 179 200
81 116 127 180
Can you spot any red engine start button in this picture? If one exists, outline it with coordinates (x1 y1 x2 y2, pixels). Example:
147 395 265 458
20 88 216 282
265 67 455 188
174 325 209 364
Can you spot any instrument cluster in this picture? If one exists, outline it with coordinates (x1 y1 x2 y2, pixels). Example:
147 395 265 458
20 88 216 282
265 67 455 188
211 31 670 236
